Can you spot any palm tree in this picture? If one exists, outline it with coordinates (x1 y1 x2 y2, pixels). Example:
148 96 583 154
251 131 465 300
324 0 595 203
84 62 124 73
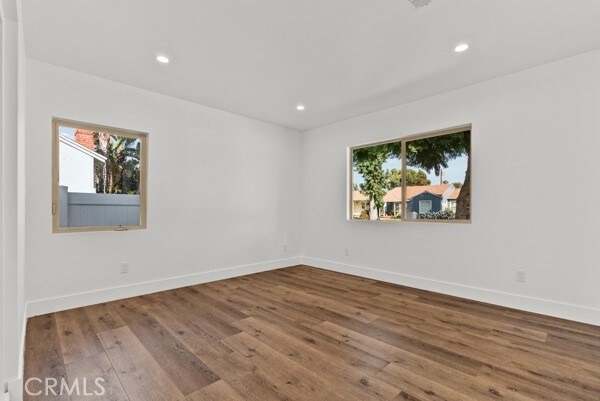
94 133 141 194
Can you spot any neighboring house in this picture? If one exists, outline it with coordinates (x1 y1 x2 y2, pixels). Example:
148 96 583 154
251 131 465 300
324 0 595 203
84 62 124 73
354 184 459 219
59 130 107 193
383 184 457 217
352 190 369 218
447 188 461 213
382 187 402 217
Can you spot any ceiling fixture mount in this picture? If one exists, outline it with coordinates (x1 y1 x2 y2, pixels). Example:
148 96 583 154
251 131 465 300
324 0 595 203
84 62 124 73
296 104 305 111
156 55 170 64
454 43 469 53
409 0 432 8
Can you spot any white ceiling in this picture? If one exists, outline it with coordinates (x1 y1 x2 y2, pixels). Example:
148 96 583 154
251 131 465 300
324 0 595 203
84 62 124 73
22 0 600 131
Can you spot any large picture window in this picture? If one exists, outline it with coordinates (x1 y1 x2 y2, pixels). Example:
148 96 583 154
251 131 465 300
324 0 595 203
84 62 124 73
350 126 471 223
52 118 148 233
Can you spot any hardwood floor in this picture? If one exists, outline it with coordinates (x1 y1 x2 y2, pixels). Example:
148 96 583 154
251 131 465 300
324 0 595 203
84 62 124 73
24 265 600 400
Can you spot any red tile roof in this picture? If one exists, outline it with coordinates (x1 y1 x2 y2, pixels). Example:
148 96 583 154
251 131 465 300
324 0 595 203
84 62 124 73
354 184 456 203
352 190 368 202
448 188 461 200
384 184 454 202
383 187 402 202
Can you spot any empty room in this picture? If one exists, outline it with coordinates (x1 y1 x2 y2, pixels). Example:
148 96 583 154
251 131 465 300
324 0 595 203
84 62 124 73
1 0 600 400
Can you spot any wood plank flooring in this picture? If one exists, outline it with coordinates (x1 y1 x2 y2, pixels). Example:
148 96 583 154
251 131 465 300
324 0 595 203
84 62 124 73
24 265 600 400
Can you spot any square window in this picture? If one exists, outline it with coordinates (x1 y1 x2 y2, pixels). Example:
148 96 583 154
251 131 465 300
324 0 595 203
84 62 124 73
419 200 432 213
52 119 148 233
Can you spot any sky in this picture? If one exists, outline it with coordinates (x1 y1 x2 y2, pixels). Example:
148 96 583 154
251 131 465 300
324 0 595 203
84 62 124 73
60 126 76 138
353 155 468 187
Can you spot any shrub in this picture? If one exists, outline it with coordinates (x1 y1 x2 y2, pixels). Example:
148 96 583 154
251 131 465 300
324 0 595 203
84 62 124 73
418 210 455 220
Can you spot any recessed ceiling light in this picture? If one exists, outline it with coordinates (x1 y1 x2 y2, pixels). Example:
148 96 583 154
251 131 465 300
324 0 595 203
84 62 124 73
454 43 469 53
296 104 305 111
156 55 170 64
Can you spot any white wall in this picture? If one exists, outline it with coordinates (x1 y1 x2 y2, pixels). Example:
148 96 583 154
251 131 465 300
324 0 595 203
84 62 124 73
1 8 24 400
301 49 600 325
25 59 302 314
1 16 5 397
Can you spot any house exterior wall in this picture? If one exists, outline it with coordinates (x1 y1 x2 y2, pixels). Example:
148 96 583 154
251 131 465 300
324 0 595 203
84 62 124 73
384 202 401 216
353 200 362 216
74 129 95 150
408 193 442 214
59 141 96 193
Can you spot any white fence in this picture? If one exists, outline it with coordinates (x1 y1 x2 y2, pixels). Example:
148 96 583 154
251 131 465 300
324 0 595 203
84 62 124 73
59 186 140 227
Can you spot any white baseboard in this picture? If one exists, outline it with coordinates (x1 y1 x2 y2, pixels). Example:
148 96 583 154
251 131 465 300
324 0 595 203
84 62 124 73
3 310 27 401
302 256 600 327
26 257 302 317
7 378 22 401
17 305 27 397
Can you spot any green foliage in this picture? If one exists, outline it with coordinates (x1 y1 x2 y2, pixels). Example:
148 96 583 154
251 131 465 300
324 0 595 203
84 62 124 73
388 168 430 188
354 146 390 213
388 168 401 188
405 131 470 176
353 142 401 164
352 131 471 220
409 169 431 186
418 210 455 220
452 182 463 188
400 131 470 220
94 133 141 194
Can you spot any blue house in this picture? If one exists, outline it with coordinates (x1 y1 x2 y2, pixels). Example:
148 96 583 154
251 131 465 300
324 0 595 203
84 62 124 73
383 184 459 216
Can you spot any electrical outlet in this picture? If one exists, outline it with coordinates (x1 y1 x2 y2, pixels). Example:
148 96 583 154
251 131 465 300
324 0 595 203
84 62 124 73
283 244 288 252
516 270 526 283
344 247 350 256
121 262 129 274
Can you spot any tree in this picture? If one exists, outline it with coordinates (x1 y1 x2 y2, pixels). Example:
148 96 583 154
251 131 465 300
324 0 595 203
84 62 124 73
96 133 110 193
94 133 141 194
452 182 463 189
404 131 470 219
409 169 431 186
388 168 430 188
388 168 402 188
354 145 390 220
354 132 471 220
456 156 470 219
